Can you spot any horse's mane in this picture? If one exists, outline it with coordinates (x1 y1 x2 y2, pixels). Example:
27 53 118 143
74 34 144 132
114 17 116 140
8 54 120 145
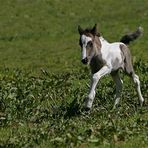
83 28 101 37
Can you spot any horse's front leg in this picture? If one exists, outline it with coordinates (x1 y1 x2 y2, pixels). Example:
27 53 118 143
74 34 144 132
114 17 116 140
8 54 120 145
84 66 111 110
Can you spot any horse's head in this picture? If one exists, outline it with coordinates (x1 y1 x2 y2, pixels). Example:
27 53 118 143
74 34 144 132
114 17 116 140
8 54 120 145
78 24 101 65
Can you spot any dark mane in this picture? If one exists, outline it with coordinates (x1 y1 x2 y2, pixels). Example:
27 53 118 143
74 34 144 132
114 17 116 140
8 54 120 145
84 28 92 33
83 28 101 37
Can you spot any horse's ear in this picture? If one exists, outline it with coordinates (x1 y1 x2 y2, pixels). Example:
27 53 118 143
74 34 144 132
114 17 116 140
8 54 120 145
78 25 84 35
91 24 97 35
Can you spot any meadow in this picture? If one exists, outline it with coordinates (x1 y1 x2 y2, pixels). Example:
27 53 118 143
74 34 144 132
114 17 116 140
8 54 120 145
0 0 148 147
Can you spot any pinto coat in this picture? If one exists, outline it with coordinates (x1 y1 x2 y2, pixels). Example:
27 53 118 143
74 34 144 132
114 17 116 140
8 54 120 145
78 24 144 110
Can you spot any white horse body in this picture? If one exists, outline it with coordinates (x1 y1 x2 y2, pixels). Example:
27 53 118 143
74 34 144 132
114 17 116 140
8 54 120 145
99 37 124 71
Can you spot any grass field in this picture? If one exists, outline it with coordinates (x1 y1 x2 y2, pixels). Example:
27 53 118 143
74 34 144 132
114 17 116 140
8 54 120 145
0 0 148 147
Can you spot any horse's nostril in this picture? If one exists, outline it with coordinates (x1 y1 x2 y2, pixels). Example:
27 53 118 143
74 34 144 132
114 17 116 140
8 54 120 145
81 58 88 64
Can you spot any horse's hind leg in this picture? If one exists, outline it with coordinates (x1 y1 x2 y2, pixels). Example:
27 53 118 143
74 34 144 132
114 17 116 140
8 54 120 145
130 73 144 106
111 71 123 109
120 45 144 106
125 66 144 106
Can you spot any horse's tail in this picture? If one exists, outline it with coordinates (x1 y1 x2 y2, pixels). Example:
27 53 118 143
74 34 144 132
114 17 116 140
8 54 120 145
120 27 143 45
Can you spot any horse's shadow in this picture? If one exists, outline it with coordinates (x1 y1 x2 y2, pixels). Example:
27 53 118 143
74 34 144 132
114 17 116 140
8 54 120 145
64 98 82 119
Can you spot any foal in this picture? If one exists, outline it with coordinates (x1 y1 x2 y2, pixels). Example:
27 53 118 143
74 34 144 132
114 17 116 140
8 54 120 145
78 24 144 110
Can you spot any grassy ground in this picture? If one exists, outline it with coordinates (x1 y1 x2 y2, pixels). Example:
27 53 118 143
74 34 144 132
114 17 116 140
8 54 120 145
0 0 148 147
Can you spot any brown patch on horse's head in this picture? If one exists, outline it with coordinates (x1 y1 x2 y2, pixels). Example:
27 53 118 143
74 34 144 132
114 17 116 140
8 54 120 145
78 24 102 65
78 24 101 49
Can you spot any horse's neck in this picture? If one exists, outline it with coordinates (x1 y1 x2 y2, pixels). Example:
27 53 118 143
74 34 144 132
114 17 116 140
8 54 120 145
93 36 102 53
99 36 109 44
90 36 109 73
93 36 109 54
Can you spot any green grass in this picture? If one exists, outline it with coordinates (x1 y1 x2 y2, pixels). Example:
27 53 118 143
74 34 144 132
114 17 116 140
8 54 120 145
0 0 148 147
0 0 147 73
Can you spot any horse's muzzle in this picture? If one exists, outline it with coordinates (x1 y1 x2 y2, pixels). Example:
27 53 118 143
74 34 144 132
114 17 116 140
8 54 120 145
81 58 88 64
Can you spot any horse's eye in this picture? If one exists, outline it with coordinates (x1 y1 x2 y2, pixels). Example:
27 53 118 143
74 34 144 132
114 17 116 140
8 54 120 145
87 41 93 48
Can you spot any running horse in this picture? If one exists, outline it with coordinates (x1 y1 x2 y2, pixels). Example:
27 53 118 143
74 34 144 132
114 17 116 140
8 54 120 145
78 24 144 110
